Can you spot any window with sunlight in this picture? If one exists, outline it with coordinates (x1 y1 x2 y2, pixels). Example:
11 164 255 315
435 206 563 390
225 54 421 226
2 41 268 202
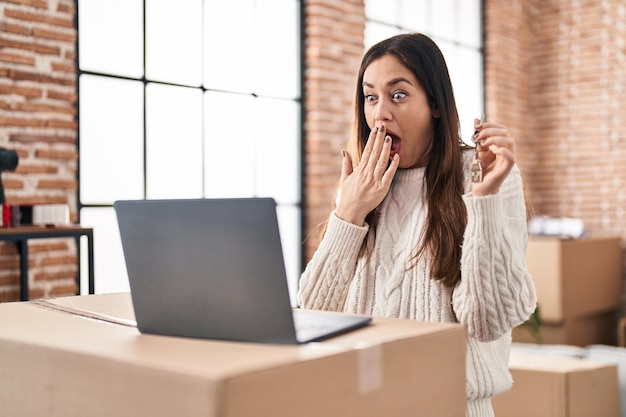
77 0 302 303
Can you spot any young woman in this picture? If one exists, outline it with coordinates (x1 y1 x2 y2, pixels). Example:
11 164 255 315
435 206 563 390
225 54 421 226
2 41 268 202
298 33 537 417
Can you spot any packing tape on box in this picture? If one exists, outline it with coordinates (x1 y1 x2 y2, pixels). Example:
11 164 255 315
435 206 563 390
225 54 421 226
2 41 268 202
355 342 383 394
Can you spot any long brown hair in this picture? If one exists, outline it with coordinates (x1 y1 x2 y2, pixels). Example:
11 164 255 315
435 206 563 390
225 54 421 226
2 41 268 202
346 33 467 288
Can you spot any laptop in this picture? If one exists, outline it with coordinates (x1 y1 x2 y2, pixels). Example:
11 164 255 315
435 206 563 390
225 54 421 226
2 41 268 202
113 197 371 344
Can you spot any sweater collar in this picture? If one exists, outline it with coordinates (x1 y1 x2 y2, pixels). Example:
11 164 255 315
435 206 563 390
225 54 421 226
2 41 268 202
393 166 426 183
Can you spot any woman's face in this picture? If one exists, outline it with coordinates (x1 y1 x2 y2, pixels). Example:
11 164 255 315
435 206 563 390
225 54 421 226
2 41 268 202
362 54 437 169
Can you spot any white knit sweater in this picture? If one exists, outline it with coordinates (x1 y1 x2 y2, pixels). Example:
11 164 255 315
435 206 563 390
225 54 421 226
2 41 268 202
297 152 537 417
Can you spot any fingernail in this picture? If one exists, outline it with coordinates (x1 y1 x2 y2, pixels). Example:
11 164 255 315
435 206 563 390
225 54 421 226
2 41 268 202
373 127 378 133
379 125 385 132
385 135 390 143
341 150 346 158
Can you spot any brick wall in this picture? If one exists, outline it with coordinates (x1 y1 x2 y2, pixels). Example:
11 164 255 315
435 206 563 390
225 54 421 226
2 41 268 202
0 0 78 301
302 0 366 257
483 0 535 202
485 0 626 310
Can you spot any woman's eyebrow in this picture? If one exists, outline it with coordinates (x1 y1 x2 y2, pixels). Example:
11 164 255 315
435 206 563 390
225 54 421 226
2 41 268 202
362 77 414 89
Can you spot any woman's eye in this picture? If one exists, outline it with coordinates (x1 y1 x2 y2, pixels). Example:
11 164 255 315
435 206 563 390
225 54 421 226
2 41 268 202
392 91 407 100
365 94 376 102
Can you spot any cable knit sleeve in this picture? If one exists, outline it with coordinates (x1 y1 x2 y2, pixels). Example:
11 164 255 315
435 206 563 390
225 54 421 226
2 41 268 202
297 212 369 311
452 165 537 342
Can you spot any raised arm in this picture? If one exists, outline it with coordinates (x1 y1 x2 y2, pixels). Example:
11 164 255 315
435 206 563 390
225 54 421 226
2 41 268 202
453 165 537 342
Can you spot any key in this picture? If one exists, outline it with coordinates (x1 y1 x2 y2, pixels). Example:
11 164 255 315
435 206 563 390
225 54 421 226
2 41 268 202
470 114 486 183
471 157 483 183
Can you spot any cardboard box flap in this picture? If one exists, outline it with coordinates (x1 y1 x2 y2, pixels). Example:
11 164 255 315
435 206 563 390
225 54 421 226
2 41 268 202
40 292 137 322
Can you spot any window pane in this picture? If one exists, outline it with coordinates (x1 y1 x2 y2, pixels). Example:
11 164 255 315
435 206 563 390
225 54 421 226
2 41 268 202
79 75 144 204
255 97 299 204
254 0 300 99
437 39 484 143
430 0 456 41
454 49 484 144
80 207 129 294
399 0 429 32
204 0 254 93
276 205 300 306
459 0 482 48
146 0 203 86
365 21 402 49
365 0 399 25
204 91 256 197
78 0 143 77
146 84 204 199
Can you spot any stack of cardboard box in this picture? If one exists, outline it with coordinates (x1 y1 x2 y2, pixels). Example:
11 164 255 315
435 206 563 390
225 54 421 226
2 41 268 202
492 352 621 417
513 235 623 346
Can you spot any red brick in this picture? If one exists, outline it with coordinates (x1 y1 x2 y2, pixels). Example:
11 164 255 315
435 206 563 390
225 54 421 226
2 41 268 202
0 289 20 303
10 133 76 144
32 26 76 43
0 51 36 65
50 60 75 74
38 254 75 267
57 2 75 15
4 8 74 28
9 101 76 115
0 274 19 286
15 163 59 174
37 178 77 190
31 240 71 253
48 283 78 297
0 21 32 36
0 114 47 127
45 119 77 129
0 82 43 98
2 0 48 9
34 270 76 282
6 69 75 86
27 288 45 300
0 37 60 56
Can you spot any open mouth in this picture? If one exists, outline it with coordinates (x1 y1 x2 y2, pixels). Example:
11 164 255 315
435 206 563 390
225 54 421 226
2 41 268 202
387 132 401 158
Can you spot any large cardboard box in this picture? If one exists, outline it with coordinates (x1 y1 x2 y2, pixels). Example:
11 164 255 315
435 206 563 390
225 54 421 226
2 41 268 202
512 310 617 346
0 293 466 417
526 235 622 323
492 353 620 417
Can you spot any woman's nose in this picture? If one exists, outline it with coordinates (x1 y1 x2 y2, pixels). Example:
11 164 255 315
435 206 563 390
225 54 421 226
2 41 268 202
374 101 392 123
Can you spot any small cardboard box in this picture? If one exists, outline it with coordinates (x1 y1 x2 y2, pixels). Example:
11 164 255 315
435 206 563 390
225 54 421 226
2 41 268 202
526 235 622 323
0 293 466 417
513 310 617 346
492 353 620 417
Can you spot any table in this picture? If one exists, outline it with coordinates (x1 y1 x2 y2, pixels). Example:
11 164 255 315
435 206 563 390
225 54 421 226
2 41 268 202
0 225 94 301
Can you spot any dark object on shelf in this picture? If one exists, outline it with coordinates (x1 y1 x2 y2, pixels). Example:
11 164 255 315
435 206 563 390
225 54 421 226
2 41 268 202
0 147 18 205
